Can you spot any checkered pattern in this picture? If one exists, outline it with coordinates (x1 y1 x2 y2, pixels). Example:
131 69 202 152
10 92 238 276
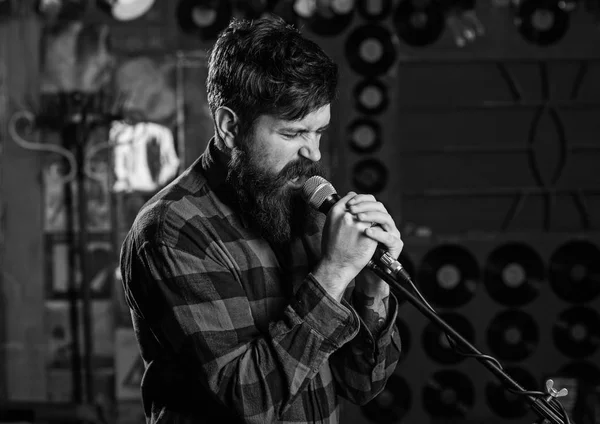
120 139 402 423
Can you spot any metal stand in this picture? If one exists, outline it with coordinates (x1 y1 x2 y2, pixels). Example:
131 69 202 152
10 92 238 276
35 91 118 406
367 260 574 424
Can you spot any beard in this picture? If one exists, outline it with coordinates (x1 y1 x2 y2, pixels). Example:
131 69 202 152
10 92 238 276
226 134 326 247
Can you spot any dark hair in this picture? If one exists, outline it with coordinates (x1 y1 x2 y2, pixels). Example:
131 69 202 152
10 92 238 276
206 15 338 137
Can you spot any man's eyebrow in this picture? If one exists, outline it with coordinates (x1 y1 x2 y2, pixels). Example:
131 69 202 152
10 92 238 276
279 123 330 132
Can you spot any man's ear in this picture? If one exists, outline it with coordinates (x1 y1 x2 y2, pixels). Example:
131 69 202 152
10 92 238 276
214 106 239 149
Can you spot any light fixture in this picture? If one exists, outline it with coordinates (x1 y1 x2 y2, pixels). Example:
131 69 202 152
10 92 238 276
97 0 156 21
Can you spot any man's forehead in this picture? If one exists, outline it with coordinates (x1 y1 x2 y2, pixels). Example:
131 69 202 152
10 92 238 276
272 105 331 129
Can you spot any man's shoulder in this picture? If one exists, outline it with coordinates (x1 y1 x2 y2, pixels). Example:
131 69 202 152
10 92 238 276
128 168 215 247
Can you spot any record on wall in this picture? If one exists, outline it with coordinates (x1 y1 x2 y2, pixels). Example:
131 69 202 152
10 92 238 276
393 0 445 47
357 0 393 20
345 24 397 76
352 158 388 193
177 0 232 40
353 79 389 115
553 306 600 359
416 244 480 308
487 309 539 361
347 119 382 153
549 240 600 303
485 366 537 419
484 242 544 306
301 0 356 36
361 374 411 423
422 312 475 365
514 0 570 46
423 370 475 418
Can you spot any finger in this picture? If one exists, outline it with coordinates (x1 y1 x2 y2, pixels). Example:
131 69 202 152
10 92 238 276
353 211 395 232
364 226 404 253
335 191 357 209
346 194 376 206
347 200 387 215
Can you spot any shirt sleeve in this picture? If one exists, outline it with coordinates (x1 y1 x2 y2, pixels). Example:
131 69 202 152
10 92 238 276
125 239 361 423
329 289 402 405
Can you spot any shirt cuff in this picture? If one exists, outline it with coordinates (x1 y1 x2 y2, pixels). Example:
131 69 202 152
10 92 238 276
354 292 400 356
290 273 360 349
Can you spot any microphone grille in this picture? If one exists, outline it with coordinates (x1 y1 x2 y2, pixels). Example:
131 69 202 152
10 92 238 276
301 176 337 209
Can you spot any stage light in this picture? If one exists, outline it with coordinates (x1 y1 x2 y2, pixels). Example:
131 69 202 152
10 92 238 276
97 0 156 21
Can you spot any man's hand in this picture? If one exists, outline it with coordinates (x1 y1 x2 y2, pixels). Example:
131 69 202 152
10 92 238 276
346 194 403 336
345 194 403 260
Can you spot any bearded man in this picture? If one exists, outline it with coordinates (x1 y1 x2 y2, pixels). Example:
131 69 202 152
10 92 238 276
120 15 404 424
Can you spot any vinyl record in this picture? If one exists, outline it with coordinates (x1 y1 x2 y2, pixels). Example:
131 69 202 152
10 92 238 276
422 312 475 365
416 244 480 308
549 240 600 303
361 374 411 423
345 24 397 76
514 0 569 46
353 79 389 115
484 242 544 306
357 0 393 20
347 119 382 153
393 0 445 47
553 306 600 359
177 0 232 40
423 370 474 418
302 0 356 37
487 309 539 361
352 159 388 194
485 366 537 419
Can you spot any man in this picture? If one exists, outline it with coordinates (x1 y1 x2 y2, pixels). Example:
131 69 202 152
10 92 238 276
120 15 403 424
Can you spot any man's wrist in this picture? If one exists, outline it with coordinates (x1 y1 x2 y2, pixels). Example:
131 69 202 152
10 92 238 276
312 260 354 302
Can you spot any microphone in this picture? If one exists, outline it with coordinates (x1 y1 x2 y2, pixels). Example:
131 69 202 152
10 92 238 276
301 175 412 283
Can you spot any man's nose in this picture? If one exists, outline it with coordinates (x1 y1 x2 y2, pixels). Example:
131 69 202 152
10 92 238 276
299 134 321 162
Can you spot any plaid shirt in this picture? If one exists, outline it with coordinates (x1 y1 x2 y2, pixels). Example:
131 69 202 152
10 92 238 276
120 139 402 423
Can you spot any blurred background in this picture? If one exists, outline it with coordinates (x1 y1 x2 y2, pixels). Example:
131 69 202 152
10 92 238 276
1 0 599 423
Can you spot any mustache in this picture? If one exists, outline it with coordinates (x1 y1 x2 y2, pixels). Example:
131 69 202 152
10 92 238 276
274 158 323 184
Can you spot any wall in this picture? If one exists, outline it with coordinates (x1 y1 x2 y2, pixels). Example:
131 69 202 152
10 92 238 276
0 10 47 400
